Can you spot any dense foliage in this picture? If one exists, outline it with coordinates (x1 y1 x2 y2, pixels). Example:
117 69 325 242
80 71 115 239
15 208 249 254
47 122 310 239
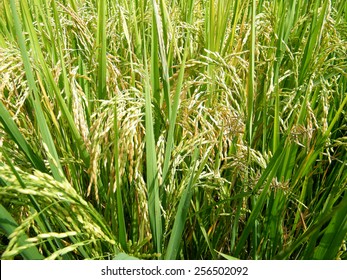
0 0 346 260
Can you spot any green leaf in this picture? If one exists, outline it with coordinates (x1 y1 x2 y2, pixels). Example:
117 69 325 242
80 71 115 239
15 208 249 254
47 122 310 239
216 251 240 260
0 101 46 171
113 252 139 260
313 193 347 260
0 204 44 260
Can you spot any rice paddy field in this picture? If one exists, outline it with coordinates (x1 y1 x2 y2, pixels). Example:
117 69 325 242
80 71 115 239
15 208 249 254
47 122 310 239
0 0 346 260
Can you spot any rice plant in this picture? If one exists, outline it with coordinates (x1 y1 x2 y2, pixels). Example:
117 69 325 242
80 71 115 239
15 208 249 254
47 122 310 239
0 0 346 260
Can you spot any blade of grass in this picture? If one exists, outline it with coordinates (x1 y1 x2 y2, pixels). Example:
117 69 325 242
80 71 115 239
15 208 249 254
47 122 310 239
299 0 328 84
234 142 286 256
151 8 161 125
113 252 139 260
0 102 46 171
246 0 256 147
142 27 162 256
217 251 240 260
313 192 347 259
113 99 127 250
275 191 347 260
151 0 171 119
162 0 194 204
221 0 241 56
96 0 107 100
9 0 65 182
0 204 44 260
165 145 211 259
